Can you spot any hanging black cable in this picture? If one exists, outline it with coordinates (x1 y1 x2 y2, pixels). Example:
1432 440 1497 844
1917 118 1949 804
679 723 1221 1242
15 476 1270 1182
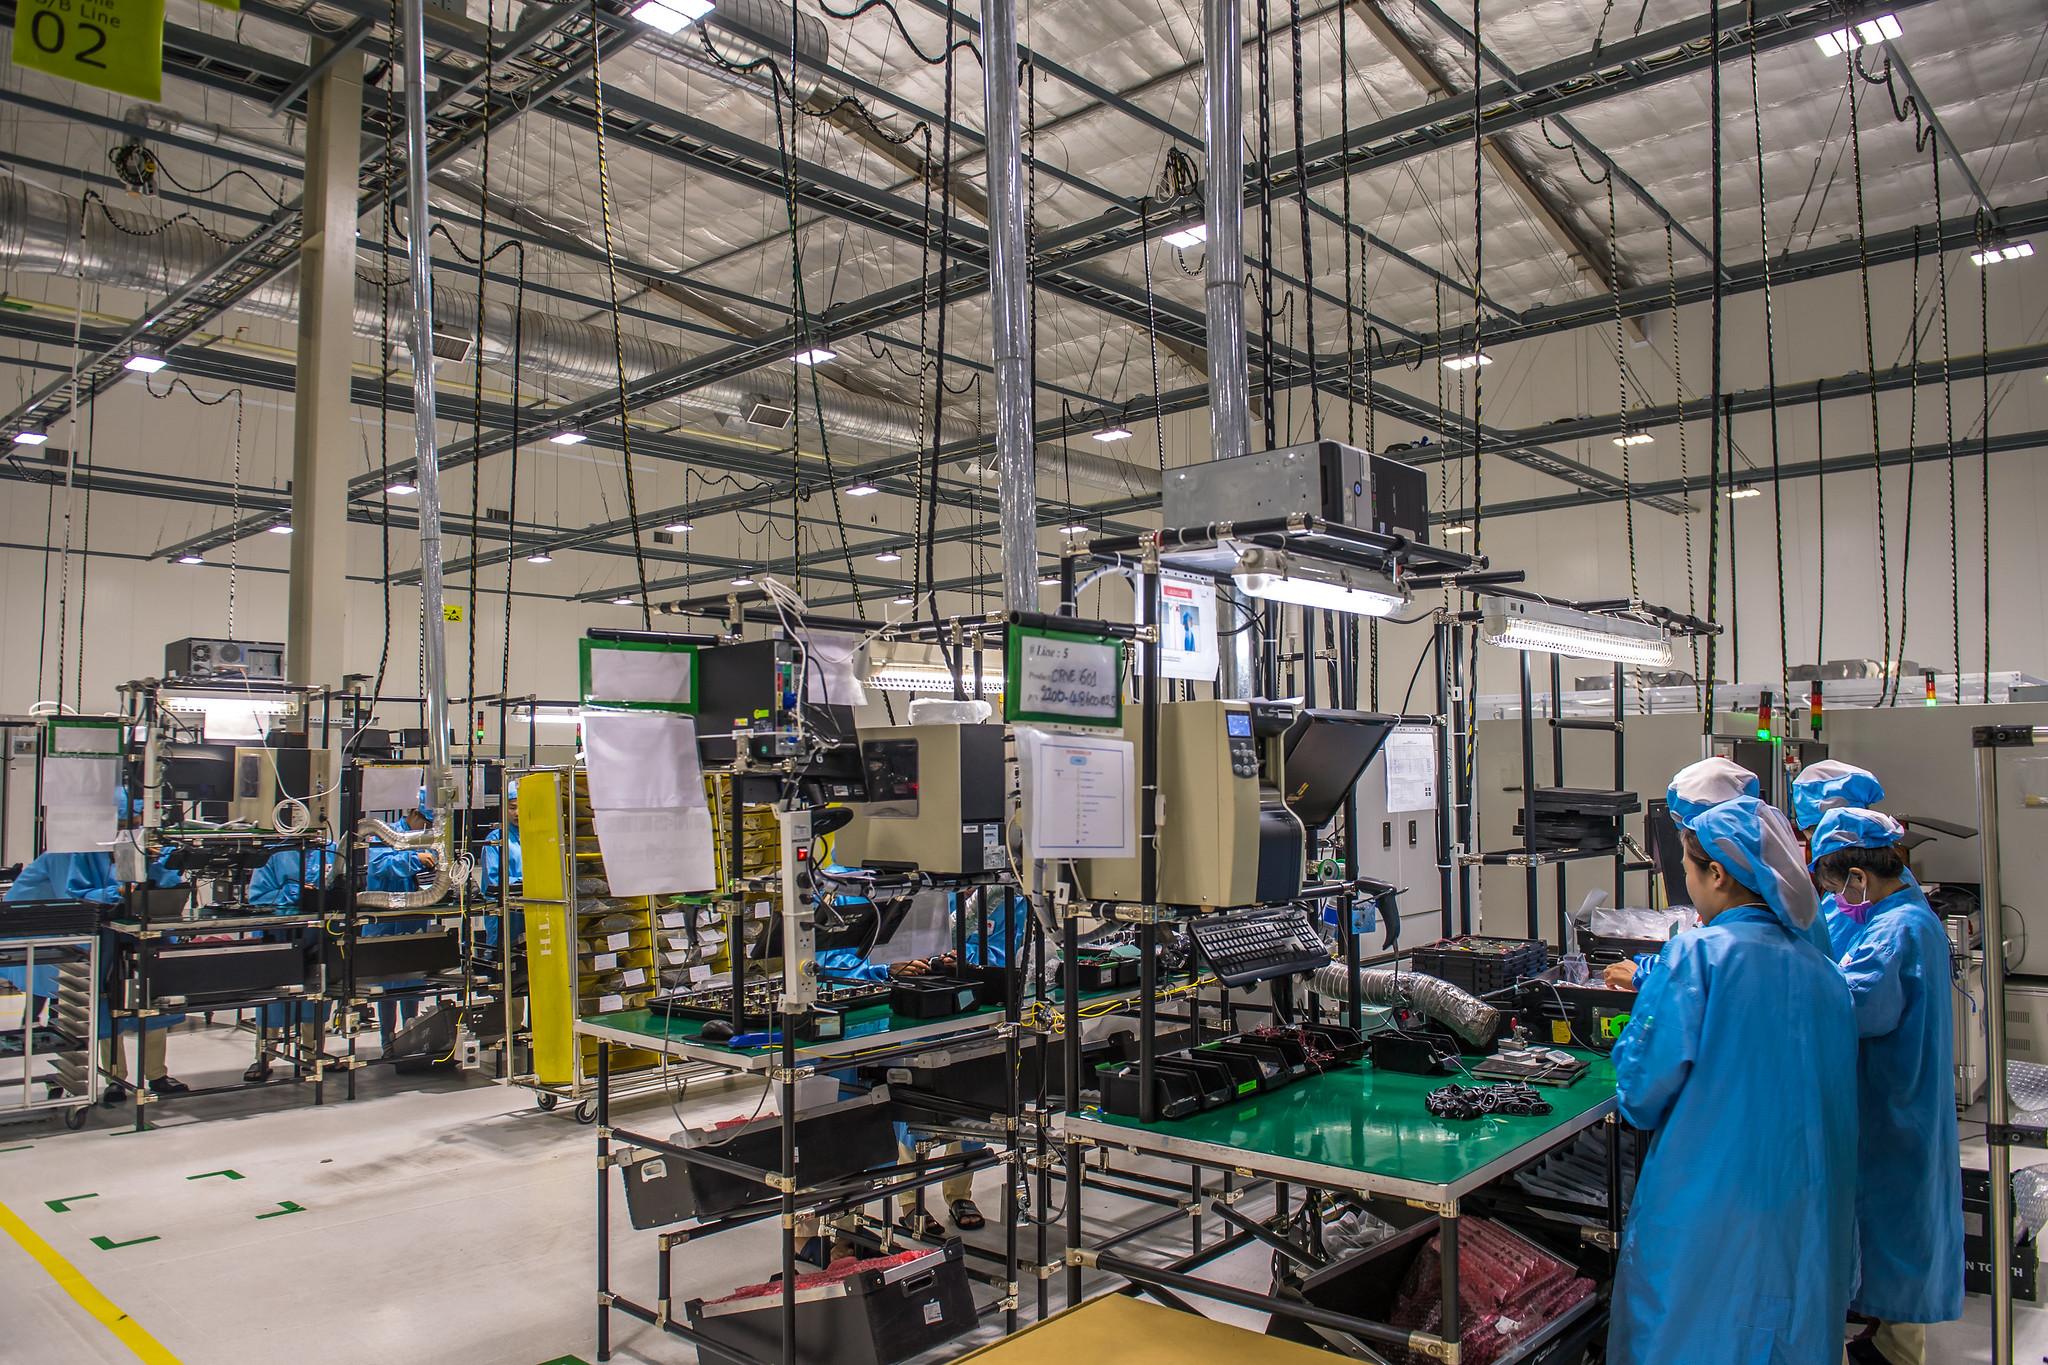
1257 0 1277 447
1846 50 1891 696
1978 210 1991 694
1703 0 1723 733
1886 228 1925 706
1468 0 1484 559
1750 1 1788 709
1288 0 1320 437
1338 0 1357 446
925 11 960 616
1937 155 1958 701
1814 377 1826 668
1605 174 1638 609
1666 225 1700 706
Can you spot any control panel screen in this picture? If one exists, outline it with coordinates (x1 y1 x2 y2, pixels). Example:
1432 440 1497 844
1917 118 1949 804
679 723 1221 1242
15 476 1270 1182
1226 712 1252 738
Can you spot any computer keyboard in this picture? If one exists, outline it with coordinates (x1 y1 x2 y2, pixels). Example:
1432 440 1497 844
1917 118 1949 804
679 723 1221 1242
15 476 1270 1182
1189 909 1332 987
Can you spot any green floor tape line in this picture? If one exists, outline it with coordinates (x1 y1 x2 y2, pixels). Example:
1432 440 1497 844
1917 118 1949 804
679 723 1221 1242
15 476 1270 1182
186 1169 244 1182
254 1201 305 1219
89 1234 160 1251
536 1356 591 1364
0 1144 33 1154
45 1194 98 1213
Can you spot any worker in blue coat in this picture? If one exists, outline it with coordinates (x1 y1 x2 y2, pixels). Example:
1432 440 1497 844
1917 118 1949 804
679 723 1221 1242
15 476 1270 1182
1607 797 1858 1365
1809 808 1963 1364
364 793 442 1050
479 814 523 950
244 842 338 1083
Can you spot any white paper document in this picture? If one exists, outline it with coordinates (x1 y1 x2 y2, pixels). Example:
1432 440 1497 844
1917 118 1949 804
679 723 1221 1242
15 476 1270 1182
1158 572 1219 682
1017 727 1137 860
41 755 116 853
582 712 705 812
592 806 718 897
800 630 870 706
1384 727 1439 812
361 764 426 817
588 644 694 707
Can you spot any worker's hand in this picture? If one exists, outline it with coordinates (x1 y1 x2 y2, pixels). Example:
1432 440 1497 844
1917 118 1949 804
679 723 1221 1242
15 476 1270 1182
1602 961 1637 990
892 958 932 978
417 850 438 871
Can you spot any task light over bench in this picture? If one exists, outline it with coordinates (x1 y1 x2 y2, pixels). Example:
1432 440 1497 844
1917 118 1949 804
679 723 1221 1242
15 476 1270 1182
1232 548 1409 619
1479 596 1674 668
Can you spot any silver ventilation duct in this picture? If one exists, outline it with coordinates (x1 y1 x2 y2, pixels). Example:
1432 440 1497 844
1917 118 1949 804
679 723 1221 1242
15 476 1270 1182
0 176 1011 457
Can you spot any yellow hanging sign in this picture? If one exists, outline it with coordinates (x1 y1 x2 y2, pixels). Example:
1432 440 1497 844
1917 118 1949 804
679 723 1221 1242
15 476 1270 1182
10 0 165 102
443 603 465 623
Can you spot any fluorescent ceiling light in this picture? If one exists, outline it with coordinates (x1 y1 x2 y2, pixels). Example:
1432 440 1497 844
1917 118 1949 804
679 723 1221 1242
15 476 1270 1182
526 552 553 564
1613 433 1655 447
12 431 47 446
1163 223 1208 249
1480 596 1674 667
1814 12 1900 57
1440 524 1474 537
893 595 914 605
176 554 205 565
386 481 418 495
267 523 293 535
1441 352 1491 372
124 355 168 373
1233 547 1409 618
844 483 880 497
631 0 713 34
791 348 837 366
730 576 755 587
1092 425 1133 442
1725 485 1763 500
1970 241 2034 266
664 521 694 534
162 690 295 742
526 705 584 726
867 643 1002 695
549 431 587 445
873 550 902 563
1039 575 1059 586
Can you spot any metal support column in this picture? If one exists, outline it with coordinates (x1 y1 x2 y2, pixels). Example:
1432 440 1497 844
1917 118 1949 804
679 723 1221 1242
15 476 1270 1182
286 38 363 690
1204 0 1257 698
980 0 1037 614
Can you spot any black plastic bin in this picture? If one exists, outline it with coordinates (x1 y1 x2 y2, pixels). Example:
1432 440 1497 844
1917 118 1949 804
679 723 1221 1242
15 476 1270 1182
1408 937 1549 995
685 1240 976 1365
621 1087 897 1227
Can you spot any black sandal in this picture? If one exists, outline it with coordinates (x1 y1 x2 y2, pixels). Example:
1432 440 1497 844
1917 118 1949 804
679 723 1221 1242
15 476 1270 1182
950 1199 985 1231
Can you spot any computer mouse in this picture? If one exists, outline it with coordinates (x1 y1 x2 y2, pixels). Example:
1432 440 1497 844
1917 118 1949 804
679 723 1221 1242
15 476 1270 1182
700 1018 736 1043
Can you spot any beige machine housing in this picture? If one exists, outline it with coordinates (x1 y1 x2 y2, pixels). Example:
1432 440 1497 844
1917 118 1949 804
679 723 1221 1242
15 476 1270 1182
835 723 1009 876
230 747 335 828
1076 699 1299 910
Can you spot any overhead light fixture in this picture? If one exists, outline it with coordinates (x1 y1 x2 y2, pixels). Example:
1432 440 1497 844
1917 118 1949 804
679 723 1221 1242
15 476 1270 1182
386 481 418 495
631 0 713 34
12 430 47 446
267 523 293 535
892 594 914 605
1970 240 2034 266
1091 425 1133 443
525 704 585 726
1038 575 1060 586
1441 352 1491 372
1813 12 1900 57
1440 524 1474 538
1480 596 1674 667
611 596 635 606
867 643 1003 695
664 521 694 534
844 483 880 497
526 552 554 564
176 554 205 565
161 688 296 742
1163 223 1208 250
791 347 837 366
1232 547 1409 618
1613 433 1655 447
1059 523 1090 535
873 550 902 563
549 431 587 445
124 355 167 373
730 575 755 587
1725 485 1763 500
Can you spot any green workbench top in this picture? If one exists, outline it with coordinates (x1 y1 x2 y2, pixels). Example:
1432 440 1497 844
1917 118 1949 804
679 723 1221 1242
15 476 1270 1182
1069 1050 1617 1202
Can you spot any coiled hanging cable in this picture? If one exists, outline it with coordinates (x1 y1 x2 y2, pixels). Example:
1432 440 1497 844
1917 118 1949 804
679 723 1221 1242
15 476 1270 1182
1846 49 1891 695
1468 0 1485 559
1665 225 1700 707
1750 3 1788 710
1937 154 1958 702
1338 0 1357 446
1289 0 1320 437
1256 0 1277 447
1704 0 1723 737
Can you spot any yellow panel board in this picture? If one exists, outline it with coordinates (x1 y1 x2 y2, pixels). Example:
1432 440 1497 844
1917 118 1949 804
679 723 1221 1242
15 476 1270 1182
957 1296 1334 1364
11 0 164 102
518 772 565 901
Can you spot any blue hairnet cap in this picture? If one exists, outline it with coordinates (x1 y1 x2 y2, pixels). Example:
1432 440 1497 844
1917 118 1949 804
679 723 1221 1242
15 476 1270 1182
1806 807 1906 870
416 787 437 821
1687 796 1820 931
1666 756 1759 828
1791 759 1884 831
115 785 141 821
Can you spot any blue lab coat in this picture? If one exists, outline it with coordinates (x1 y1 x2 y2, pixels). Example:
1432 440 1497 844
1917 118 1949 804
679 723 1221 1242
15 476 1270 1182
1608 902 1859 1365
362 842 435 936
248 844 337 1030
480 827 524 948
1836 883 1964 1324
4 851 185 1032
959 892 1026 968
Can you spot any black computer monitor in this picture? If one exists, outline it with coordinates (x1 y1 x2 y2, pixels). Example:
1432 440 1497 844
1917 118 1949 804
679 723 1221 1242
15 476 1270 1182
1281 709 1401 830
161 745 234 804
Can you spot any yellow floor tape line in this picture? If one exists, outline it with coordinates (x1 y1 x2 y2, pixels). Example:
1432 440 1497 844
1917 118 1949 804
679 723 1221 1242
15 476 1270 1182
0 1196 179 1363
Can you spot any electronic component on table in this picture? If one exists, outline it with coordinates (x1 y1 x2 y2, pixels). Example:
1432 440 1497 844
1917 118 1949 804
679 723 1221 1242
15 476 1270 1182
1368 1026 1465 1076
1095 1024 1363 1121
1469 1048 1590 1086
1188 908 1331 987
164 637 285 681
1073 699 1304 910
694 638 856 770
1425 1080 1554 1120
229 746 334 828
833 723 1007 876
1408 935 1549 995
650 980 890 1031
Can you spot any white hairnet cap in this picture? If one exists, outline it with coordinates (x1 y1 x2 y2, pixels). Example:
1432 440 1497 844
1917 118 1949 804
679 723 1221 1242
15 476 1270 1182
1687 796 1821 931
1667 756 1760 828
